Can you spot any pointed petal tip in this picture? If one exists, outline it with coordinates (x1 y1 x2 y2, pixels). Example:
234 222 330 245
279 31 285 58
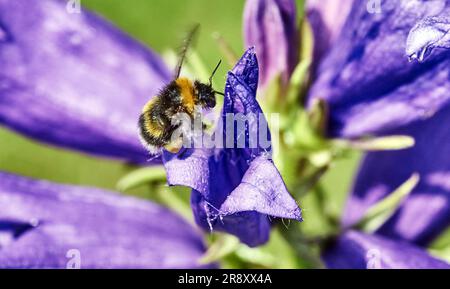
228 48 259 95
217 156 301 221
246 46 256 54
294 208 303 222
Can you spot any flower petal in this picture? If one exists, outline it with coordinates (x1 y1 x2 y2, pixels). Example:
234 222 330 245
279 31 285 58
0 0 171 163
344 106 450 246
220 156 302 221
164 148 273 247
307 0 354 69
307 0 354 44
191 191 271 247
406 16 450 62
323 230 450 269
0 171 208 269
243 0 299 86
163 48 301 246
308 0 450 137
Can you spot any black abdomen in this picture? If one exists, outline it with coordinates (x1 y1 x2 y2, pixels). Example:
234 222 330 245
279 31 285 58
139 82 185 150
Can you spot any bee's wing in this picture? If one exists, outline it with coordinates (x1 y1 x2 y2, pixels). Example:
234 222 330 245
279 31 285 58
174 24 200 78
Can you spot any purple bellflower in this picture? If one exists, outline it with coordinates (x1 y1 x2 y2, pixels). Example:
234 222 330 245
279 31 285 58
163 48 302 247
241 0 447 267
0 0 170 164
323 230 450 269
0 171 208 269
306 0 450 268
0 0 301 257
307 0 354 48
243 0 299 87
308 0 450 138
0 0 206 268
2 0 449 269
307 0 354 74
343 106 450 246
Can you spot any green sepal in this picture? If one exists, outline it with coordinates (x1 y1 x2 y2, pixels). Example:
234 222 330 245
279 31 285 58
199 234 240 265
333 135 415 152
116 166 166 191
428 226 450 263
235 228 309 268
354 173 420 233
154 185 193 223
285 60 311 107
307 98 328 137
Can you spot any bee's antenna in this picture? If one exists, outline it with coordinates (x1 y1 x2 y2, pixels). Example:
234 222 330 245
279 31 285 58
175 24 200 79
214 90 225 96
209 59 222 85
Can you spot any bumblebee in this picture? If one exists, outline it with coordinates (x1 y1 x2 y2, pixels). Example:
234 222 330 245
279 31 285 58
139 26 223 154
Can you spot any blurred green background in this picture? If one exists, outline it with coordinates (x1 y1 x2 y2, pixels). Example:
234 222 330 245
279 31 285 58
0 0 360 249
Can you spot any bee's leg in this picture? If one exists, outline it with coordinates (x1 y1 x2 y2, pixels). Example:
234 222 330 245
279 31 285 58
164 138 184 154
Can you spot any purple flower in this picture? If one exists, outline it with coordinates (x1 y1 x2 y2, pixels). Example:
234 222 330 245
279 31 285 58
0 0 207 268
163 48 302 247
307 0 354 47
0 0 170 164
243 0 299 87
308 0 450 138
343 104 450 246
306 0 354 74
0 0 300 259
307 0 450 268
0 171 208 269
323 230 449 269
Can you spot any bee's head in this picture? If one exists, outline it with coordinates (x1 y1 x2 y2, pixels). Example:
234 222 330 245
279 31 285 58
194 81 216 108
